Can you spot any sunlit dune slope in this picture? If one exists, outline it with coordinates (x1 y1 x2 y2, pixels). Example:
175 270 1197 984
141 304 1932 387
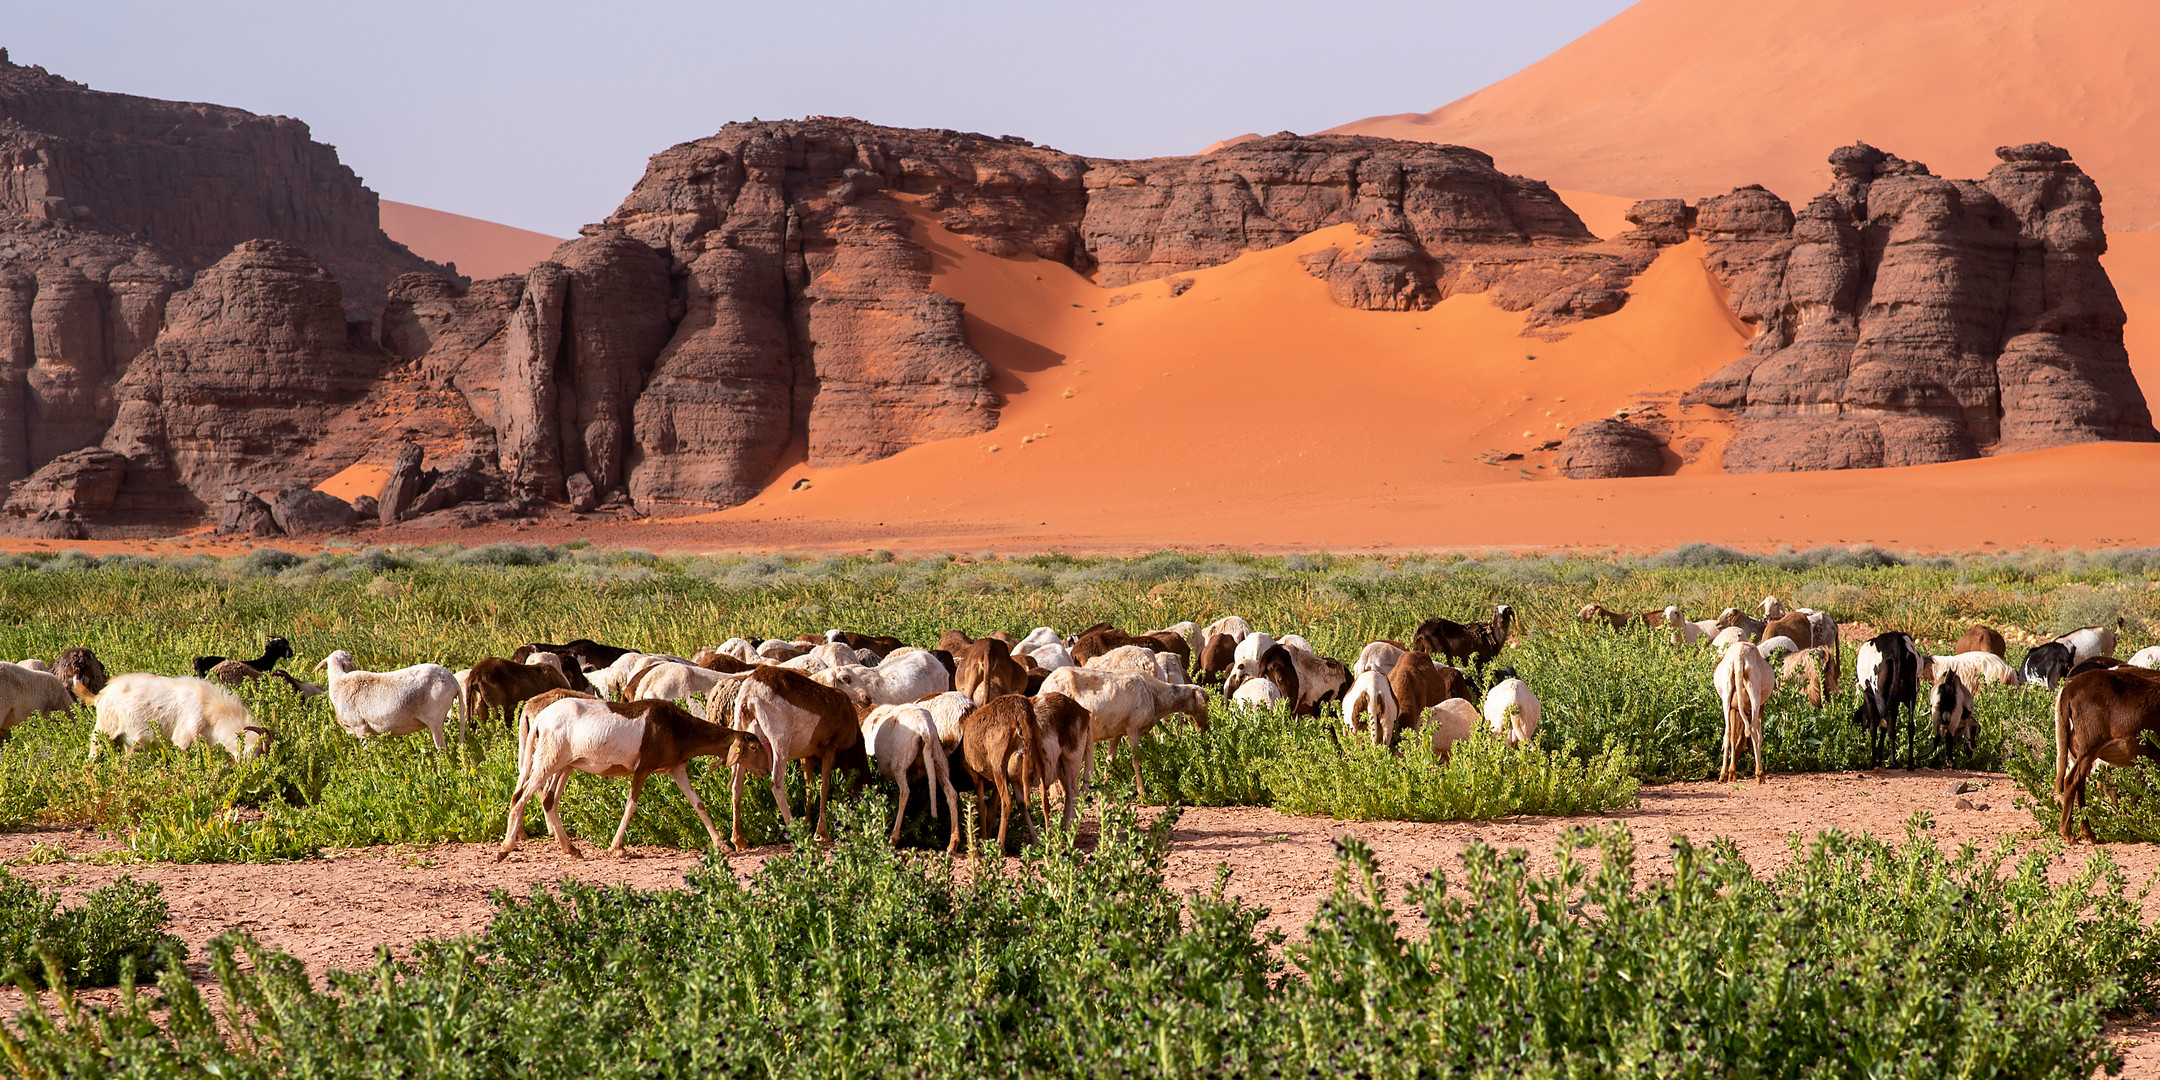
379 201 565 280
692 200 1748 540
1329 0 2160 231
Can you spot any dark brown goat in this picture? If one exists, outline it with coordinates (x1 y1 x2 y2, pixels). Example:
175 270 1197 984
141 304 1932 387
957 639 1029 705
830 631 906 657
466 657 572 729
1142 631 1193 673
1953 625 2007 658
512 639 635 672
957 695 1043 856
1383 653 1475 749
1258 645 1303 714
55 648 107 696
1197 633 1238 681
1072 626 1149 665
1411 605 1514 674
2055 666 2160 841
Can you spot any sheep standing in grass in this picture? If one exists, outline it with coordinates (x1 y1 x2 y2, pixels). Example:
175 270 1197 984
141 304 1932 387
1231 677 1286 709
1481 670 1540 749
1714 642 1773 783
1 662 76 742
1341 669 1398 741
2129 646 2160 669
1426 698 1480 764
89 673 267 761
859 702 959 846
318 650 461 750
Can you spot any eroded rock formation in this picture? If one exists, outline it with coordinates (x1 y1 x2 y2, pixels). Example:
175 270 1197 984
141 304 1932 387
1683 143 2155 471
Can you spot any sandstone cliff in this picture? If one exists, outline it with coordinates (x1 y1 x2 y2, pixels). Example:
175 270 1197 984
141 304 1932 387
1682 143 2155 471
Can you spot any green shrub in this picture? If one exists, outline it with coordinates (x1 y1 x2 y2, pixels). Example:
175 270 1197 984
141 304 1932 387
0 869 183 988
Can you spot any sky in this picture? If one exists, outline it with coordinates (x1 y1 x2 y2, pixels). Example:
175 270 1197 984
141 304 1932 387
10 1 1633 237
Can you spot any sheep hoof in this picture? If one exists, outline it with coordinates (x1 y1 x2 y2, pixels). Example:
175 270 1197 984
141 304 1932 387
491 849 510 864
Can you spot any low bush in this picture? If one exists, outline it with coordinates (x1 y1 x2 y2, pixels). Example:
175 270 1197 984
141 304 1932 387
0 869 183 988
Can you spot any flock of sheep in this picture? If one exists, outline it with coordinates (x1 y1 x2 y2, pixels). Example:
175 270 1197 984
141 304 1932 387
2 593 2157 853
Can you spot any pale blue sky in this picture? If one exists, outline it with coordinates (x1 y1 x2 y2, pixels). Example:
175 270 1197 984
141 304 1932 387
11 1 1631 236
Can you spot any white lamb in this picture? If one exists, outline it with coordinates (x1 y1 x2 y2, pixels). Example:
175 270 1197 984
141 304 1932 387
1713 641 1773 784
1341 669 1398 738
318 650 461 749
90 673 266 761
1231 678 1286 709
1482 675 1541 749
859 703 959 846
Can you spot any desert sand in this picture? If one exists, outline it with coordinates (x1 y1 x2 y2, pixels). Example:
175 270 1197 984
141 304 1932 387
1328 0 2160 231
377 200 565 280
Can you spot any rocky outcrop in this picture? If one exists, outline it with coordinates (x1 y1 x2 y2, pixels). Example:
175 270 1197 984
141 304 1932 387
215 491 279 538
270 488 359 535
0 54 440 314
1684 144 2156 471
103 241 383 515
1555 419 1667 479
2 446 125 519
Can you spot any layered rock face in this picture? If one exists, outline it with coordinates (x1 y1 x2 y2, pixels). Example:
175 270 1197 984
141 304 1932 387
1683 144 2155 471
103 241 383 515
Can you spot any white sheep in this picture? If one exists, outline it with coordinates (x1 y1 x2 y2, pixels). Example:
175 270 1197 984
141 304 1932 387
1229 632 1280 681
90 673 266 761
318 650 462 750
716 638 760 664
1156 621 1202 658
1086 644 1181 683
1202 616 1254 646
1426 698 1480 763
1230 677 1286 709
779 651 831 674
756 639 807 662
1024 642 1077 672
628 662 744 717
1039 666 1210 801
1759 596 1786 620
1666 606 1719 646
1 662 76 739
1017 626 1064 653
2129 646 2160 669
14 658 48 673
1482 675 1541 748
1713 641 1773 783
916 690 976 752
1277 633 1316 657
812 650 950 711
1756 635 1803 659
1928 651 2023 694
860 703 959 846
1710 625 1750 650
1353 641 1405 676
2055 625 2119 665
1341 669 1398 738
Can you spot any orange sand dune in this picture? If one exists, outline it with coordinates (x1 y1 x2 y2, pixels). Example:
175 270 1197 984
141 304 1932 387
2106 233 2160 402
378 201 565 280
1329 0 2160 231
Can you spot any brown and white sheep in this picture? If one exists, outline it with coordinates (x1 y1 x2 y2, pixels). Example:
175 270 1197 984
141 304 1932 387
729 665 865 846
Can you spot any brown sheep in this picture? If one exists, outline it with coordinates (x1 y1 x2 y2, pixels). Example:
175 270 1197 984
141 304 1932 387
1197 633 1237 682
466 657 572 728
1141 630 1193 674
54 648 108 696
1025 692 1094 831
2054 666 2160 841
1780 646 1836 707
1578 604 1631 630
957 639 1029 706
1072 626 1148 665
1258 645 1302 715
956 695 1043 856
1411 605 1513 675
1383 652 1473 749
690 648 755 674
937 630 976 653
1762 612 1819 649
729 665 866 847
1954 625 2008 658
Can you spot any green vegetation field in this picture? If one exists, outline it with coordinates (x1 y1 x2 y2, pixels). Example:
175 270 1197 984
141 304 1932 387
5 542 2160 1077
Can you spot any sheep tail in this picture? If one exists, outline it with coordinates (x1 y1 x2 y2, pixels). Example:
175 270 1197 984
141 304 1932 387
514 707 535 793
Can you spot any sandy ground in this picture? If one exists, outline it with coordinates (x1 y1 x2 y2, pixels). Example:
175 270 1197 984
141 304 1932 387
8 772 2158 1071
1328 0 2160 232
377 200 565 281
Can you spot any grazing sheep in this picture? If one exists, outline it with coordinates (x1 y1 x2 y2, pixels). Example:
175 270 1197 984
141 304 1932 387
859 702 960 846
1385 653 1474 751
826 630 905 657
54 648 107 696
1929 651 2023 696
1023 642 1078 673
714 638 760 665
1254 645 1303 716
0 662 76 742
1852 633 1923 770
1710 625 1750 650
814 650 951 711
1038 667 1209 802
1759 596 1788 620
88 674 267 761
192 637 294 679
525 651 596 694
1761 612 1820 650
1156 621 1202 659
916 690 976 752
317 650 462 750
1481 670 1540 748
1201 616 1253 646
624 662 743 717
1578 604 1631 630
1231 677 1286 709
2128 646 2160 669
956 695 1044 855
1279 646 1351 717
465 657 573 729
1341 669 1399 740
205 659 274 687
1023 692 1094 832
1953 625 2007 658
1780 647 1835 707
1227 632 1280 685
1928 672 1978 766
779 651 832 675
958 639 1029 705
690 648 756 675
1017 626 1064 653
1139 630 1194 675
2055 625 2121 666
497 696 769 859
1715 608 1768 643
2054 666 2160 841
1354 641 1406 677
1666 607 1719 646
729 665 866 847
1713 642 1773 784
1197 633 1238 682
1411 605 1512 675
268 669 326 699
1426 698 1480 764
514 638 637 672
2021 643 2075 690
1072 625 1153 665
756 639 808 662
1755 636 1803 660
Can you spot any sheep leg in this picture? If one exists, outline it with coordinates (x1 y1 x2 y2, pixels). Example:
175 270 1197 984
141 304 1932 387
668 765 726 852
888 766 909 847
1751 706 1765 784
814 756 835 842
495 770 541 861
608 773 647 855
992 761 1012 856
541 772 579 859
769 758 797 832
730 763 748 851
